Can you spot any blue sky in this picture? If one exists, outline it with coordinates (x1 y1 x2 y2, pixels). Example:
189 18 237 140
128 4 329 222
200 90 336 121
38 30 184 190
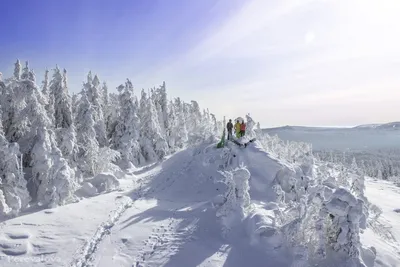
1 0 400 127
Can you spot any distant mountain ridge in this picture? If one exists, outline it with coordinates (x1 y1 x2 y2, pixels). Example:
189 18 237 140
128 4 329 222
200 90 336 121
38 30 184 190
263 122 400 131
354 122 400 129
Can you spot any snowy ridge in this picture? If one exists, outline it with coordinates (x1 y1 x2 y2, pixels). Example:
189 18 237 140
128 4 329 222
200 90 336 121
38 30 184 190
0 126 395 266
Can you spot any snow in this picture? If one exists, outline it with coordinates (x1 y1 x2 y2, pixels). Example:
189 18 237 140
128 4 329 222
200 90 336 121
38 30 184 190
0 137 294 267
0 134 399 266
1 59 400 266
361 179 400 267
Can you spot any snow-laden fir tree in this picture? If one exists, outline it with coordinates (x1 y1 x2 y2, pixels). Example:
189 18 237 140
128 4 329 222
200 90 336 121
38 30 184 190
166 100 177 149
173 97 188 148
187 100 202 134
6 71 76 206
75 91 99 176
41 69 49 96
21 61 30 80
84 73 107 147
14 59 21 80
106 92 120 140
101 82 110 133
47 68 78 164
111 81 142 167
31 126 75 207
139 89 168 163
150 87 166 137
159 82 169 134
0 114 30 216
49 67 73 129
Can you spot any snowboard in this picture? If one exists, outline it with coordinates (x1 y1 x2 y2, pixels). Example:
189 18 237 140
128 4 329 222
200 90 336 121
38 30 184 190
230 138 256 148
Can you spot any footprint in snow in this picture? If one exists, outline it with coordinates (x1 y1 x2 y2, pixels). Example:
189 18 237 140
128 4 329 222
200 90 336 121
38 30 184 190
1 230 31 256
394 209 400 213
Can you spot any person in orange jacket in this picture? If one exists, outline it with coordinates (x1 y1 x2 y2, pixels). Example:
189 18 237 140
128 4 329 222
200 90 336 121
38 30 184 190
240 121 246 137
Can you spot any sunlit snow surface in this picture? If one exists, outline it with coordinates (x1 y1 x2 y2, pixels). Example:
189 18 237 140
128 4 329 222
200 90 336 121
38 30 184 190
0 138 399 267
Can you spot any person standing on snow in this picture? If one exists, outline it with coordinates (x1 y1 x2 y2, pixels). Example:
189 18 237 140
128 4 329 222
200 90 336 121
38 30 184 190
226 119 233 140
235 120 241 138
240 121 246 137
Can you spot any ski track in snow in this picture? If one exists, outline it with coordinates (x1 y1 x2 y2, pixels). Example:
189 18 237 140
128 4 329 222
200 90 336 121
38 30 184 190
132 215 197 267
69 158 185 267
69 196 137 267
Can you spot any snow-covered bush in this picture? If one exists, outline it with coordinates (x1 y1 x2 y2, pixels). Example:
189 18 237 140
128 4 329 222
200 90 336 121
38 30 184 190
324 188 367 259
214 166 251 237
249 115 312 165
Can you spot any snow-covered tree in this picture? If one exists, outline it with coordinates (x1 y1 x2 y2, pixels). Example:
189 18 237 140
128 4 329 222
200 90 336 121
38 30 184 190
42 69 49 96
31 127 75 207
14 60 21 80
112 81 142 167
0 120 30 216
75 91 99 176
325 188 367 259
49 68 73 128
105 92 120 139
47 68 77 162
351 157 358 172
84 73 107 147
149 91 169 158
102 82 109 123
21 61 30 80
166 100 177 149
173 98 188 147
139 89 168 163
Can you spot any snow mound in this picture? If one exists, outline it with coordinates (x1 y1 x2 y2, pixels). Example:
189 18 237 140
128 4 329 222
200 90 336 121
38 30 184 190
86 173 120 193
245 208 283 249
76 182 99 197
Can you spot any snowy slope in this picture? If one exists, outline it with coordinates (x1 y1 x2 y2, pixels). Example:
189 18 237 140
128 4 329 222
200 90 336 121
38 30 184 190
92 140 293 267
0 139 293 267
0 137 399 267
0 177 136 267
362 179 400 267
